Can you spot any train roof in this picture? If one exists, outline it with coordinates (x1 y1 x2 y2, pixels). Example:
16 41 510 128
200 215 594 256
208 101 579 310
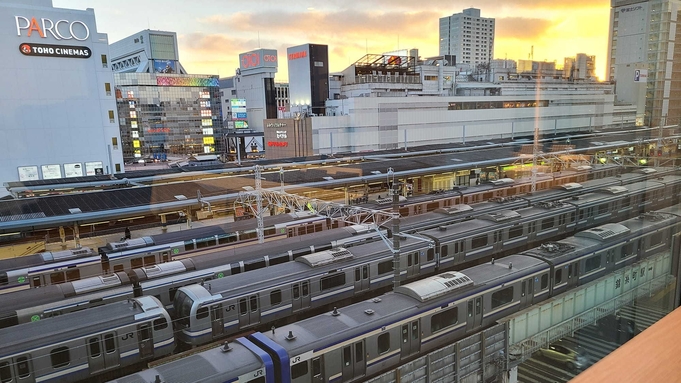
262 254 547 358
112 338 266 383
0 297 163 358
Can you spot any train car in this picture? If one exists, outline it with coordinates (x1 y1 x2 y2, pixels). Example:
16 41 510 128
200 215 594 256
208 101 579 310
0 296 173 383
0 226 381 328
246 209 679 383
107 337 276 383
109 206 679 383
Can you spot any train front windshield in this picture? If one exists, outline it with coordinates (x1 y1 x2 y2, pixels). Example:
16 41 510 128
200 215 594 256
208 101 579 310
174 290 194 326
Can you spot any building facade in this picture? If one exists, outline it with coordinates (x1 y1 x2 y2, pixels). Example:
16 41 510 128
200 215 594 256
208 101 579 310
439 8 494 66
114 73 223 159
287 43 329 116
607 0 681 126
109 29 187 74
0 0 124 191
564 53 596 81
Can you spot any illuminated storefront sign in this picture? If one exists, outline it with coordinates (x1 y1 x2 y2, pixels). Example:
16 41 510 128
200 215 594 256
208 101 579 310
15 16 90 41
288 51 307 60
239 49 278 71
19 42 91 58
268 141 288 147
147 128 170 133
266 122 287 128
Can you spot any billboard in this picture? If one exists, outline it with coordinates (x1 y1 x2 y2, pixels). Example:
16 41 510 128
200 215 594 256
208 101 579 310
154 60 176 73
64 163 83 177
231 99 247 121
41 164 62 179
634 69 648 82
239 49 278 73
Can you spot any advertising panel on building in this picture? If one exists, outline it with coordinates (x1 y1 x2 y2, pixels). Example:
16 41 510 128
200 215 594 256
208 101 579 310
263 118 313 159
239 48 278 74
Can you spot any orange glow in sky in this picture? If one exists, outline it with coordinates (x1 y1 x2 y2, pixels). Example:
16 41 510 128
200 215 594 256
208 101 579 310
55 0 612 81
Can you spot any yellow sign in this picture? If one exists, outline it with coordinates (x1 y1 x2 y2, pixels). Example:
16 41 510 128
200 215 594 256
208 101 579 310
203 136 215 145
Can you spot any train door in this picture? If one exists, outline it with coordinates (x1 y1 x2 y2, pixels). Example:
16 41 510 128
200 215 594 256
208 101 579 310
400 320 421 359
137 323 154 359
311 356 325 382
520 278 534 309
238 295 261 327
406 251 420 278
341 340 366 382
567 260 580 288
2 355 35 383
161 251 171 263
354 265 370 293
210 304 224 338
291 281 311 312
466 297 483 332
87 332 119 373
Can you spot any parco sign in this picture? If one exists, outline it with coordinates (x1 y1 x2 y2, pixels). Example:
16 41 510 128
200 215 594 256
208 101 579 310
15 16 90 41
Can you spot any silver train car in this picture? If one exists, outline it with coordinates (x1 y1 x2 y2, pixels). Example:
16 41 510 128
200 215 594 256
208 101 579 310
0 296 173 383
173 176 681 346
109 205 680 383
0 225 381 329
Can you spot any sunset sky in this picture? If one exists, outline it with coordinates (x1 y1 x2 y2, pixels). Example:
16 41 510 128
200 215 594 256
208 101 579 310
54 0 611 81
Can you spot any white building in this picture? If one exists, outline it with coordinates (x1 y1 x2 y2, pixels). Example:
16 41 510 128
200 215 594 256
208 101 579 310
564 53 596 81
439 8 495 66
109 30 187 74
607 0 681 126
0 0 123 194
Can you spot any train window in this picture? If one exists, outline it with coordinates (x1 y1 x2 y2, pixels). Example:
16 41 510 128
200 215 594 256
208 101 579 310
355 268 361 282
104 334 116 353
377 333 390 354
298 227 306 236
293 285 300 299
144 255 156 266
16 357 29 378
66 269 80 282
32 276 42 287
621 197 631 208
50 346 70 369
0 362 11 383
431 307 458 333
291 361 308 379
250 296 258 312
245 378 265 383
355 342 364 362
270 255 289 266
270 290 282 305
427 202 439 212
559 215 566 226
185 242 195 251
312 357 322 376
541 218 554 230
245 259 266 272
139 324 152 341
623 243 635 257
650 232 663 246
302 282 309 296
239 299 248 315
491 287 514 309
570 212 576 222
427 248 435 261
471 235 488 249
320 273 346 291
131 258 143 268
153 318 168 330
468 301 473 317
442 245 449 257
230 263 242 275
89 337 101 358
509 225 523 239
578 209 586 220
0 274 7 286
598 203 609 215
264 228 276 236
521 281 526 297
585 256 602 273
197 308 209 320
541 274 549 289
378 261 393 275
315 223 323 232
50 272 65 285
114 265 124 273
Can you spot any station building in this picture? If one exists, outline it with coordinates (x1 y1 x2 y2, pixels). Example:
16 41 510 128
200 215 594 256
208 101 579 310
0 0 124 192
110 30 223 159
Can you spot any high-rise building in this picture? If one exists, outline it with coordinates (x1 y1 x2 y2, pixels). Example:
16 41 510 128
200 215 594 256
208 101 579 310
110 31 223 159
0 0 124 192
287 43 329 116
607 0 681 126
439 8 495 66
564 54 596 81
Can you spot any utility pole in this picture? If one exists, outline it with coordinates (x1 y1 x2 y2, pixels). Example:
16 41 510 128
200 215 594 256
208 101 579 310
255 165 264 243
389 167 401 290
